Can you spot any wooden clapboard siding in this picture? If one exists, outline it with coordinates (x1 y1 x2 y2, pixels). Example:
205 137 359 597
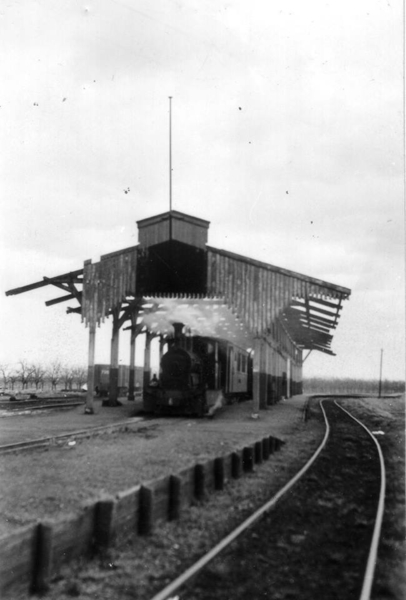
82 247 137 327
206 248 349 347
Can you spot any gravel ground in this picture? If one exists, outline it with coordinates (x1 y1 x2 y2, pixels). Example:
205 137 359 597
3 395 403 600
33 412 326 600
0 398 304 535
182 401 382 600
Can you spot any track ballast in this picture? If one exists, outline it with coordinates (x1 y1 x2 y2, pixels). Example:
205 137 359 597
151 398 385 600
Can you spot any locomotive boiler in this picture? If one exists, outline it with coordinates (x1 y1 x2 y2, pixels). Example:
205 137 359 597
143 323 252 417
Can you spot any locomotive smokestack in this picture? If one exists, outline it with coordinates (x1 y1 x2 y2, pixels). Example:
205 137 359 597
172 322 184 346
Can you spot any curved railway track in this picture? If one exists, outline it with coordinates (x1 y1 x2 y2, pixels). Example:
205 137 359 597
150 399 386 600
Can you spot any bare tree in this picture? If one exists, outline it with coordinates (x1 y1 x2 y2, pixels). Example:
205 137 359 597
31 363 46 390
8 371 18 391
1 364 21 392
62 366 74 391
48 361 63 391
18 360 34 390
0 365 11 390
72 366 87 390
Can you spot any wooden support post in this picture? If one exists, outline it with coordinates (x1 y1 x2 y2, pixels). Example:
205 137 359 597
159 335 166 361
143 332 153 391
128 328 136 401
194 464 206 501
287 358 291 398
259 339 267 410
255 440 263 464
242 446 254 472
94 498 116 551
31 523 53 594
252 337 261 416
138 486 153 535
85 324 96 414
106 308 120 406
214 457 225 491
298 350 303 394
214 341 219 388
128 312 138 401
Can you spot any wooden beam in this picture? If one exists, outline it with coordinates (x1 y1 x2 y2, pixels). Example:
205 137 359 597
43 277 71 293
5 269 84 296
309 345 336 356
287 306 337 328
308 297 344 310
45 293 81 307
290 302 339 319
66 306 81 314
286 326 332 342
298 318 331 333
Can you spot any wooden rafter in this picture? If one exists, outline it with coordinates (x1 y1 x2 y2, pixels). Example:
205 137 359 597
46 293 82 307
290 301 339 320
5 269 84 296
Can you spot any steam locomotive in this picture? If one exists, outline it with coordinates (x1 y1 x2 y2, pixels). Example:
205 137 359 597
143 323 252 417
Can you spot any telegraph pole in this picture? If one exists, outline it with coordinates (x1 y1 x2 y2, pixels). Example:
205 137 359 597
378 349 383 398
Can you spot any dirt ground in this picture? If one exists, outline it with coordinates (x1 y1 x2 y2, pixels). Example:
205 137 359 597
0 397 304 535
2 395 404 600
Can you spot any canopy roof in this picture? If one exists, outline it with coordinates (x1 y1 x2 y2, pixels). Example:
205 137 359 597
6 211 351 356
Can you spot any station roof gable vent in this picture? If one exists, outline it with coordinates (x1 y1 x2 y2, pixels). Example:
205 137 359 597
136 210 210 250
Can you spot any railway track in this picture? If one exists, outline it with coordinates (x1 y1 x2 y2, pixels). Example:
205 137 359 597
0 415 146 454
150 399 386 600
0 397 84 412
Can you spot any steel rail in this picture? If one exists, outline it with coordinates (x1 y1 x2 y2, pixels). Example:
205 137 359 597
149 400 332 600
334 401 386 600
0 401 83 413
0 416 145 454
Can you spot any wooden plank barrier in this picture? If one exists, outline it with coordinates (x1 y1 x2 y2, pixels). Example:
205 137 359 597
113 485 141 545
175 466 196 510
222 452 234 483
138 476 171 535
0 524 37 597
168 475 182 521
201 458 216 494
51 504 96 573
0 433 285 597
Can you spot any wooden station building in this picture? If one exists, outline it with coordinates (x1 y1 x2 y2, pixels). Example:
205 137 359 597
6 210 351 415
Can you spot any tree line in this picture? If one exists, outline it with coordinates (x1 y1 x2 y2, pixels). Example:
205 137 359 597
0 361 87 392
303 377 405 395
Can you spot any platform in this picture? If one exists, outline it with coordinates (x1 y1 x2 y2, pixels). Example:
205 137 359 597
0 395 309 447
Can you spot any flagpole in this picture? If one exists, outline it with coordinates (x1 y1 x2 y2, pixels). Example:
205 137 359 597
169 96 173 242
169 96 173 212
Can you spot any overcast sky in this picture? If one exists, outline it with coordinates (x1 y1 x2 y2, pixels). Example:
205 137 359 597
0 0 404 381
